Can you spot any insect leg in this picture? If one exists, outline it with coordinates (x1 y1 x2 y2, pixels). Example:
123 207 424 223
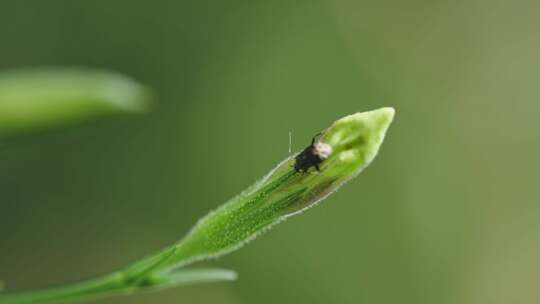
311 132 323 145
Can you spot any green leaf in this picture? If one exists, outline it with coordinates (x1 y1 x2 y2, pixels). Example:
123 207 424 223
0 67 152 134
143 268 238 290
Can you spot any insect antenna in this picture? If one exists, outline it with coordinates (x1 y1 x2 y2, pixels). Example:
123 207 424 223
288 131 293 156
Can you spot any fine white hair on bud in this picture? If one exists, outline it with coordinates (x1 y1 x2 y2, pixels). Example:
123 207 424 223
313 142 333 159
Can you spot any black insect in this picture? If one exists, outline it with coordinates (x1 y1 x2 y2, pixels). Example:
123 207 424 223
294 133 333 173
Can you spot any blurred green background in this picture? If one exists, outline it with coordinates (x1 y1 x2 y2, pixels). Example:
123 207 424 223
1 1 539 303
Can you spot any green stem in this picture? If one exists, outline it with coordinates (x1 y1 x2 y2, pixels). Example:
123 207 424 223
0 273 126 304
0 268 237 304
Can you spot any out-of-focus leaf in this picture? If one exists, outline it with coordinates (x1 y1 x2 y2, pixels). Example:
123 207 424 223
0 67 152 134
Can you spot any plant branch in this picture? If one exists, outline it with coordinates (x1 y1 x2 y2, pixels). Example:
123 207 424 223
0 108 395 304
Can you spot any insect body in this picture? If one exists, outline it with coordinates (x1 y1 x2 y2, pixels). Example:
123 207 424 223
294 134 333 173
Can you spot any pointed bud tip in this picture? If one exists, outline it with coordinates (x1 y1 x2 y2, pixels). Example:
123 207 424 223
342 106 395 125
365 106 395 134
377 106 395 121
324 107 395 169
329 106 395 139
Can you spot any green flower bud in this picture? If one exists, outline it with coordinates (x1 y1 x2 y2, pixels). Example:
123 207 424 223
163 107 396 268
